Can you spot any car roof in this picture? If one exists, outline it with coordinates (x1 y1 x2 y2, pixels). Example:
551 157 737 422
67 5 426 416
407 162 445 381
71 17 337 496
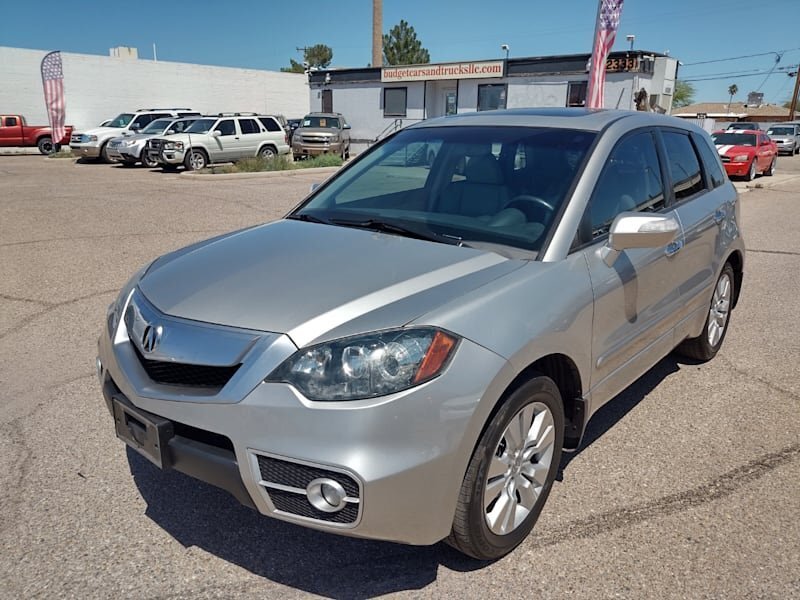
305 112 344 117
409 108 700 133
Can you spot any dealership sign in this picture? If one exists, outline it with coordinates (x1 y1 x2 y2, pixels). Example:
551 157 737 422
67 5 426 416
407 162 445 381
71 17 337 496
381 61 504 82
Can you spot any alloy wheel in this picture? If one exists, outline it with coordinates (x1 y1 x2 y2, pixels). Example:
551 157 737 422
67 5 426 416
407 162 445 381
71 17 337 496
484 401 555 535
707 272 731 347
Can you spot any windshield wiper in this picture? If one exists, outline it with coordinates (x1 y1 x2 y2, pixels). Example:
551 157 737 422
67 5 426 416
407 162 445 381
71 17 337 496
328 217 463 246
286 213 331 224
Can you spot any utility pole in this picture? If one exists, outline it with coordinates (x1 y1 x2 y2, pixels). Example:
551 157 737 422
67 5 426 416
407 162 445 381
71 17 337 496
372 0 382 68
789 67 800 121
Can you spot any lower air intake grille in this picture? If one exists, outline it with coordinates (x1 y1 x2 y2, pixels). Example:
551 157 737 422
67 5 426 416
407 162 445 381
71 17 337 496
256 455 361 524
132 344 240 388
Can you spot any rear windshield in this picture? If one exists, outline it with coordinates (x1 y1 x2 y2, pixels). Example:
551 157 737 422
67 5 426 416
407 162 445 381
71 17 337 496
712 132 756 146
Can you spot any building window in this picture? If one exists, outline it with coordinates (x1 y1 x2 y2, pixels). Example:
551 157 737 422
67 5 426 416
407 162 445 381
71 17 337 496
477 84 507 111
321 89 333 113
384 87 407 117
567 81 587 107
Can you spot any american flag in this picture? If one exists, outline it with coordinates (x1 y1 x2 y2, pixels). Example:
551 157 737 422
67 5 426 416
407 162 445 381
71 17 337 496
586 0 624 109
40 51 66 147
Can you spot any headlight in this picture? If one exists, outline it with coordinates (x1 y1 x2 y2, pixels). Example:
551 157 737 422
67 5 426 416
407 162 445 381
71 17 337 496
121 140 135 147
329 135 339 143
84 135 98 142
106 263 151 338
266 328 459 401
174 141 184 150
732 154 750 162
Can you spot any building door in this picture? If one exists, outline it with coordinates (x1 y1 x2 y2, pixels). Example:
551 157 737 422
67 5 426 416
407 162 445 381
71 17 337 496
444 89 457 115
321 90 333 113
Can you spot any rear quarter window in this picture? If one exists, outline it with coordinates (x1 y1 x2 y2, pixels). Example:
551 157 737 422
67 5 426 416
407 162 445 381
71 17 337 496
258 117 281 132
692 132 726 188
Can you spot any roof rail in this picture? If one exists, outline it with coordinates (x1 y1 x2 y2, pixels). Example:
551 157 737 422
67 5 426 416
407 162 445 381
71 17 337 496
135 108 194 112
216 112 258 117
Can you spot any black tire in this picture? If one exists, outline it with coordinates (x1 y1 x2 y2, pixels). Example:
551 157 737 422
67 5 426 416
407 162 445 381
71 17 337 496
676 263 735 361
37 136 54 155
345 145 351 160
446 376 564 560
765 157 775 176
744 158 756 181
184 149 207 171
258 146 276 159
141 152 159 168
99 141 112 163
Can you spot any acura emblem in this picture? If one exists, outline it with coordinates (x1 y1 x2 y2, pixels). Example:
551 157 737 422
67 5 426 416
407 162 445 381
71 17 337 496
141 324 163 353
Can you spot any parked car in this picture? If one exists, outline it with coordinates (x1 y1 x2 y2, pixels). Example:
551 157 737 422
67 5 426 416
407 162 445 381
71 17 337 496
765 123 800 155
292 112 351 160
726 122 761 131
153 113 290 170
70 108 199 162
0 114 73 154
106 117 199 167
286 118 302 141
98 108 744 560
711 129 778 180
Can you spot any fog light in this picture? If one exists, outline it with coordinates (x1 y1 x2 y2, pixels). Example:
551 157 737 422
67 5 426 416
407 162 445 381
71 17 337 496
306 478 347 513
96 357 103 382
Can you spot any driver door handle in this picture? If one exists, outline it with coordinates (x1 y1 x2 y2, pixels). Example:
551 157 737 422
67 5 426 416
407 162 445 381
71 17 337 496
665 239 683 257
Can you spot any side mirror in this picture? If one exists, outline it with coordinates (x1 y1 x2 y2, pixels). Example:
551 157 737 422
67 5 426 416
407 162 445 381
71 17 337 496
343 123 351 130
212 130 222 137
310 183 321 192
165 129 176 135
601 212 679 266
130 123 141 131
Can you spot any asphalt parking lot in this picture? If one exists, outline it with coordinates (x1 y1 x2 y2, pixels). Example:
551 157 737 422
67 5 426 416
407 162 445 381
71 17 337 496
1 155 799 599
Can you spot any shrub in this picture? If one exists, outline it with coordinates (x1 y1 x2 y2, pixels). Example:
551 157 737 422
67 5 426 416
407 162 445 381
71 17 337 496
47 149 75 159
202 154 343 174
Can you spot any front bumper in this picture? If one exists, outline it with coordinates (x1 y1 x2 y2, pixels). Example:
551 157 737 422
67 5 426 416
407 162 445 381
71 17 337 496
69 143 102 158
722 160 753 177
774 141 795 154
292 142 344 157
158 148 185 165
97 317 506 545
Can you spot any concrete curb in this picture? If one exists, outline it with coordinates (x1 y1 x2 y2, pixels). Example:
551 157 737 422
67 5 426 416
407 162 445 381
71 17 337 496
179 165 341 181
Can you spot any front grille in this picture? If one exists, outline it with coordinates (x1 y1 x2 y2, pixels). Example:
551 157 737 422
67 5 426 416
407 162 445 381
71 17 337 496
720 156 731 163
256 455 359 497
268 488 359 523
71 134 82 143
131 343 240 388
300 136 330 144
256 454 361 524
147 139 163 151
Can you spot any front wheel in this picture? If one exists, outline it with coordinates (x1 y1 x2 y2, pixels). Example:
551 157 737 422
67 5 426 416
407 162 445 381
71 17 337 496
676 263 734 361
184 149 207 171
141 152 159 168
744 159 757 181
447 376 564 560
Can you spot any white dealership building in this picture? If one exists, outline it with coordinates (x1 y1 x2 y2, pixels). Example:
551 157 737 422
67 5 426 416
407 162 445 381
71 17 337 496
0 46 308 130
308 50 679 147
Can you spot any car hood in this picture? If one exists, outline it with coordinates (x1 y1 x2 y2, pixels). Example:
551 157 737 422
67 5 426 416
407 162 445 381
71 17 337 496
78 126 126 137
715 143 755 156
113 131 162 142
296 127 340 137
139 219 522 348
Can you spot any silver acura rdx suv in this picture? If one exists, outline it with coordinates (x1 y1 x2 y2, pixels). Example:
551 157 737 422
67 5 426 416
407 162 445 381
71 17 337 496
97 108 744 560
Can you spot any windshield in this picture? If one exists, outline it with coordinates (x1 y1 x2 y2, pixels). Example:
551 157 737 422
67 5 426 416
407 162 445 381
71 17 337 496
292 125 596 255
141 119 173 134
184 118 217 134
105 113 134 128
767 127 794 135
712 132 757 146
726 123 758 130
302 116 340 129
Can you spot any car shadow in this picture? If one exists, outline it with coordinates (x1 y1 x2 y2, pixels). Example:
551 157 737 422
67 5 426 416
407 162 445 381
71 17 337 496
128 352 692 596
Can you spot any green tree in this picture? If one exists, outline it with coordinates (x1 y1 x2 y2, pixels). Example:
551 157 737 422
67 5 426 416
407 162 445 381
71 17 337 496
281 44 334 73
382 20 430 66
672 80 695 108
727 84 738 110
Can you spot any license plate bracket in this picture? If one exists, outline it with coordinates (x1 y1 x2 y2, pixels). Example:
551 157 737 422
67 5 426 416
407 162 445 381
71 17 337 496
112 395 174 469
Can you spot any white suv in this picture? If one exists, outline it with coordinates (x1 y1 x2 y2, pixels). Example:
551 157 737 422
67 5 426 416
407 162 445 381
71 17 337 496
69 108 199 162
154 114 290 170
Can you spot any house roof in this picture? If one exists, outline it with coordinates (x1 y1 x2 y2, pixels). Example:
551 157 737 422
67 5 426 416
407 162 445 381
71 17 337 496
673 102 789 118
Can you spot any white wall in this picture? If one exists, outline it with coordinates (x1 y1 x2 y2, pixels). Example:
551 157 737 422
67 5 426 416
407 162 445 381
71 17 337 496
310 81 426 142
0 46 309 130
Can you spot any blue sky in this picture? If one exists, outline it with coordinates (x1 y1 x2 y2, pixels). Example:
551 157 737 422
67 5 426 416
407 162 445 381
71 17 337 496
2 0 798 105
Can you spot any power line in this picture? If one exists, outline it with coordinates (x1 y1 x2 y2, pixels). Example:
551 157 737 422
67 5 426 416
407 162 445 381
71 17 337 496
681 48 800 67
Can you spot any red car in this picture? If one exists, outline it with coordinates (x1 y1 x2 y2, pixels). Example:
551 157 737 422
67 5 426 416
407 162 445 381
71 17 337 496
711 129 777 181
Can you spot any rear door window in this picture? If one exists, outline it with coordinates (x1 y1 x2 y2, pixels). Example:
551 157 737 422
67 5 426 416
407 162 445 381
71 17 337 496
239 119 260 134
692 132 726 188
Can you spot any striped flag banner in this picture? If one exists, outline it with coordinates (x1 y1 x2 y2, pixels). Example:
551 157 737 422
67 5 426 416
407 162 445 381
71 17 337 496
40 51 66 148
587 0 624 109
